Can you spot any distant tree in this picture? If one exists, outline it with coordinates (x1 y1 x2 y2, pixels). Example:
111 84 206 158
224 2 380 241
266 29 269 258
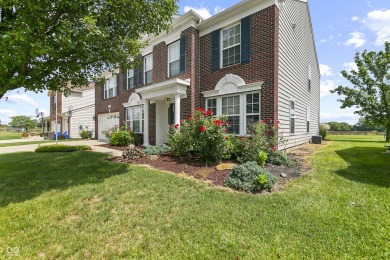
331 42 390 141
0 0 178 99
354 117 385 131
327 121 353 131
8 116 37 132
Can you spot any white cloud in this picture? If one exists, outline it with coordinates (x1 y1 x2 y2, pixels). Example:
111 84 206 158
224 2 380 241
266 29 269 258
351 16 359 22
319 64 333 76
343 32 366 48
343 62 358 72
0 109 17 124
319 35 335 44
320 80 337 97
320 112 360 124
6 94 38 107
363 9 390 46
184 3 226 19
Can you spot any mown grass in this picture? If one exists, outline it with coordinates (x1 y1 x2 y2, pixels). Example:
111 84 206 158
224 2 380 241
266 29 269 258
0 132 22 140
0 135 388 258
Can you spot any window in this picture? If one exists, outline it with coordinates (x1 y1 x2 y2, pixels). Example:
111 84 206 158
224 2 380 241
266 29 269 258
222 23 241 67
126 106 144 133
127 69 134 89
206 92 260 135
104 76 117 99
306 106 310 132
168 41 180 77
246 93 260 128
290 100 295 134
144 54 153 85
308 65 312 92
222 96 240 134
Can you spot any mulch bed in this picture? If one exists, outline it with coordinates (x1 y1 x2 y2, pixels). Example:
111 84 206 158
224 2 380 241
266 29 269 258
102 142 325 192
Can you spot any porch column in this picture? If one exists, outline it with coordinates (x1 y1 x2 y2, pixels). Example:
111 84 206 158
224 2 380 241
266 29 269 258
143 100 150 147
174 94 181 126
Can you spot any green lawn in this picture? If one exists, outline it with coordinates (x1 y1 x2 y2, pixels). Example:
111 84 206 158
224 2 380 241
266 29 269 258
0 132 22 140
0 136 389 258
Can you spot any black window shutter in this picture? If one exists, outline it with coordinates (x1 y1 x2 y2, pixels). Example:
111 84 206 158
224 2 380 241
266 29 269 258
122 69 127 90
134 68 139 87
241 15 251 63
138 62 143 86
180 36 186 74
100 83 105 100
116 74 120 96
211 29 220 70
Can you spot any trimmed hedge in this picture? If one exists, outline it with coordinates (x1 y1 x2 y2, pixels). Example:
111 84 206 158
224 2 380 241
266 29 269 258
35 144 91 153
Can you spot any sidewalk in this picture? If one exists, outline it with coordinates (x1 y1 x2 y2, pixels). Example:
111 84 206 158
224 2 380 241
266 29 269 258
0 139 123 156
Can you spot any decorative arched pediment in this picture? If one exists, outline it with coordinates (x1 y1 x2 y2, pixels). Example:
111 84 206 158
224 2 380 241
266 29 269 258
123 93 141 107
215 74 245 95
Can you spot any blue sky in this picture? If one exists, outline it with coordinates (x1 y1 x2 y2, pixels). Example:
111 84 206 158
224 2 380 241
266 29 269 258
0 0 389 124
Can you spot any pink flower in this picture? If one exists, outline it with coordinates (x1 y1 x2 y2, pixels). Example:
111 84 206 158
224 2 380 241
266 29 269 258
200 125 206 133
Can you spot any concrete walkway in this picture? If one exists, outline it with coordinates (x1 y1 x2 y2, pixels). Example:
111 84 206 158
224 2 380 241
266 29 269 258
0 139 123 156
0 136 43 144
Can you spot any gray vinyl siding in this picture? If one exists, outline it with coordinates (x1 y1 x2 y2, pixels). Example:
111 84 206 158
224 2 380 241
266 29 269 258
278 0 320 149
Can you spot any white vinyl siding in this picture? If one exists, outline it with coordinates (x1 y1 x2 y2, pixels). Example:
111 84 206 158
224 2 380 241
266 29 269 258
221 23 241 67
104 76 117 99
144 54 153 85
126 106 144 133
168 41 180 77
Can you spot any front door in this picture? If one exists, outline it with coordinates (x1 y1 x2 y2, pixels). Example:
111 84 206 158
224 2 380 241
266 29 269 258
168 103 175 125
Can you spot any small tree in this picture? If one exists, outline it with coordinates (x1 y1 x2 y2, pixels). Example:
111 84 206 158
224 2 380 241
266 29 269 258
331 41 390 141
9 116 37 132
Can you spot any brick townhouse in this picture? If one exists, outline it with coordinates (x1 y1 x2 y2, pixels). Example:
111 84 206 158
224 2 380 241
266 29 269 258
95 0 320 148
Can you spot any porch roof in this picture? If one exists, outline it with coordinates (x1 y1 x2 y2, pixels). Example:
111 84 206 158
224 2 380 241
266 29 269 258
135 78 190 100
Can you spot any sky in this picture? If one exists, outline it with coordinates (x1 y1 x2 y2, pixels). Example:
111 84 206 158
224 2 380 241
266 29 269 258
1 0 389 125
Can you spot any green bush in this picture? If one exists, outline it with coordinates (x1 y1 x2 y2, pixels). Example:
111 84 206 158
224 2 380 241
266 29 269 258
57 134 66 140
320 124 327 139
35 144 91 153
224 161 276 193
256 151 268 166
144 144 171 155
110 131 133 146
267 150 294 167
168 109 228 163
79 129 93 139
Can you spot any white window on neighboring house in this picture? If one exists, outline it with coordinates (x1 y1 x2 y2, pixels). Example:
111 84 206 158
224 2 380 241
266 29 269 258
168 41 180 77
206 92 260 135
222 23 241 67
126 106 144 133
290 100 295 134
144 53 153 85
308 65 312 92
127 69 134 89
104 76 117 99
307 106 310 133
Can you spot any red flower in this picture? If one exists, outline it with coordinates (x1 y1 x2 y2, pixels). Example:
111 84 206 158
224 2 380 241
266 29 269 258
180 120 183 124
268 118 272 121
224 129 228 133
249 131 253 135
214 119 222 126
200 125 206 133
261 120 266 124
272 147 277 151
196 108 205 112
239 137 243 141
277 120 280 124
174 124 179 129
281 131 284 135
225 136 228 140
189 116 193 120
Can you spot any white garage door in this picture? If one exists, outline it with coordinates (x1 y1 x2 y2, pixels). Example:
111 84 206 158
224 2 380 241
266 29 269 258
98 112 120 140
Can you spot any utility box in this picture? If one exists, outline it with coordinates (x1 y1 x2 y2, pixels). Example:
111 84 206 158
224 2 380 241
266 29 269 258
312 135 322 144
48 132 55 140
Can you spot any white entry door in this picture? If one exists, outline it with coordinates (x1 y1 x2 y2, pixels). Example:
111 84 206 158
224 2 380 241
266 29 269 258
98 112 120 140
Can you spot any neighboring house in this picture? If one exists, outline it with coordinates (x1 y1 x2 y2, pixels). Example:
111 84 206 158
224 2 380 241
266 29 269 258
95 0 320 149
49 83 96 138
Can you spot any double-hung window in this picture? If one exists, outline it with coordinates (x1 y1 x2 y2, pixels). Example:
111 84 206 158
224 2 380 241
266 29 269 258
127 69 134 89
126 106 144 133
104 76 117 99
222 23 241 67
168 41 180 77
206 92 260 135
290 100 295 134
144 54 153 85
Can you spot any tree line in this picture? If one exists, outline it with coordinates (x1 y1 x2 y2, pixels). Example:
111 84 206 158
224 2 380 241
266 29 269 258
323 118 385 132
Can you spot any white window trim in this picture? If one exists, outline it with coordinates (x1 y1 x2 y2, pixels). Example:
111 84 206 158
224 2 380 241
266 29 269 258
206 91 260 135
127 69 134 90
168 40 180 78
126 105 144 134
220 22 241 68
144 53 153 85
104 76 117 99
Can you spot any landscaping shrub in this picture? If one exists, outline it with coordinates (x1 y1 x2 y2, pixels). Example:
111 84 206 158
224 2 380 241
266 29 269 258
107 126 134 146
320 124 328 139
144 144 171 155
224 161 276 193
267 150 295 167
168 109 228 163
35 144 91 153
21 133 29 138
256 150 268 167
57 134 67 140
79 129 93 139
